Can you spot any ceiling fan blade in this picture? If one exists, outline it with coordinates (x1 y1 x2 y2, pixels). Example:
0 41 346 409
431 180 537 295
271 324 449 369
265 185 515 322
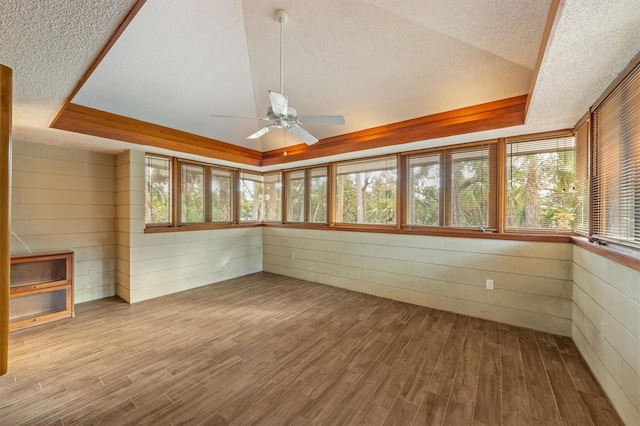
297 115 345 126
247 124 277 139
212 114 270 121
288 125 319 145
269 91 289 116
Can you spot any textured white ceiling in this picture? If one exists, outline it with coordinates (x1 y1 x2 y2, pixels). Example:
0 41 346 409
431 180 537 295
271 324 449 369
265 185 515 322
1 0 639 168
71 0 541 151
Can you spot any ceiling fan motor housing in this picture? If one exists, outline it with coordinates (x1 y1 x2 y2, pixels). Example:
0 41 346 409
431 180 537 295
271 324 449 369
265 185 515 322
275 9 290 24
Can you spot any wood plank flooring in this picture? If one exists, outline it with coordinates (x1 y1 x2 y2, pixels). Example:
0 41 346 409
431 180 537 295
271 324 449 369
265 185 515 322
1 272 623 425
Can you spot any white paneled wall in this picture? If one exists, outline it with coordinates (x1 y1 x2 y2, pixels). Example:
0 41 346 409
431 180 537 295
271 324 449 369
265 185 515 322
572 246 640 425
116 150 262 303
11 141 117 303
263 227 573 335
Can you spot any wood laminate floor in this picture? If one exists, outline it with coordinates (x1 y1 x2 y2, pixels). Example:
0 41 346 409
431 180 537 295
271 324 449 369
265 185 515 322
1 272 623 425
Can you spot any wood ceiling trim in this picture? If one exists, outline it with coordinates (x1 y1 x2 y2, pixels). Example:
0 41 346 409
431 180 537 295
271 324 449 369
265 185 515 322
261 94 527 165
51 103 263 166
51 95 526 167
51 95 528 166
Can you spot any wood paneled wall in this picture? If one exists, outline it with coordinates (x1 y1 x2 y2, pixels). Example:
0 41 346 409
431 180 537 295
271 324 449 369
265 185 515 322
572 246 640 425
11 141 117 304
0 64 12 376
116 150 262 303
263 227 573 335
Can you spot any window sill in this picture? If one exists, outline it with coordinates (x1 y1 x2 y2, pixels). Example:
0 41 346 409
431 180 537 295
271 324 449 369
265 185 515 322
144 222 262 233
572 236 640 272
264 222 573 242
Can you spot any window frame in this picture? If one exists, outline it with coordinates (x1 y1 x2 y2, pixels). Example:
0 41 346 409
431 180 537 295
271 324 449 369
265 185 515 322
284 165 329 224
144 154 173 227
503 131 577 234
590 56 640 249
403 140 498 231
333 154 399 227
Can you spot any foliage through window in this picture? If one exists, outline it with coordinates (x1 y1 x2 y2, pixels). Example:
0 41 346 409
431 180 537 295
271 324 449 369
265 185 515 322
263 172 282 222
408 154 440 226
506 137 577 231
180 163 205 223
449 146 495 228
145 155 171 225
287 170 305 222
310 167 328 223
406 144 496 229
336 157 397 225
240 171 262 222
285 167 328 223
210 168 232 222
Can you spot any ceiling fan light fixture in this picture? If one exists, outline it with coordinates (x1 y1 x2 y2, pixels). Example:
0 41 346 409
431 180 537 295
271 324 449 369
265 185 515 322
211 8 345 146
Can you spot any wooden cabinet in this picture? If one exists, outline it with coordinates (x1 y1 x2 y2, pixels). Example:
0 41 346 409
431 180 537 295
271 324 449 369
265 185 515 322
9 250 74 330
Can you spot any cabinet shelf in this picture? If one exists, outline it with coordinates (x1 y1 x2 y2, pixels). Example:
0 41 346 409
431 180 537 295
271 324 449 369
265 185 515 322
10 250 74 330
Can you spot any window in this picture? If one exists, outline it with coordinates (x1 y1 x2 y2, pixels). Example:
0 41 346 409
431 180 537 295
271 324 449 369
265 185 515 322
336 156 397 225
592 60 640 246
408 153 440 226
406 144 496 229
506 136 577 231
180 163 205 223
287 170 305 222
310 167 328 223
240 171 262 222
210 168 233 222
285 167 328 223
449 145 496 228
145 155 171 225
263 172 282 222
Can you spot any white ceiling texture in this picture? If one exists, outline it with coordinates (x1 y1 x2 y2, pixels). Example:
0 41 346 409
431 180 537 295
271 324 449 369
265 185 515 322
1 0 639 170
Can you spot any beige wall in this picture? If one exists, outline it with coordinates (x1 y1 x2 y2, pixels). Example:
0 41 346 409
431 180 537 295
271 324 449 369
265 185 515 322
572 246 640 425
11 141 117 303
263 227 573 335
116 150 262 303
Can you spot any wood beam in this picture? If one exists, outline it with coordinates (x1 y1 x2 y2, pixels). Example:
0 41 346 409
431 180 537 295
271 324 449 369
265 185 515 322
51 103 263 166
51 95 526 168
262 95 527 166
0 64 12 375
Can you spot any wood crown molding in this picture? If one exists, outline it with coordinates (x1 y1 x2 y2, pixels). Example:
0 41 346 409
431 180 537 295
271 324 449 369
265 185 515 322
262 95 527 165
51 103 263 166
51 94 527 167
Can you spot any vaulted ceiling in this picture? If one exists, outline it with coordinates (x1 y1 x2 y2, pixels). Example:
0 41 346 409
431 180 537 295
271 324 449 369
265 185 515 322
1 0 639 169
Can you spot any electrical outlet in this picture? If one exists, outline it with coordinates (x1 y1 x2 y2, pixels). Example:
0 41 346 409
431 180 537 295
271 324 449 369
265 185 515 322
486 279 494 290
290 252 295 260
88 267 96 276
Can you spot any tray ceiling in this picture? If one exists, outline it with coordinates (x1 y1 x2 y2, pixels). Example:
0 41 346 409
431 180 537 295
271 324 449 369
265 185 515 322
1 0 639 168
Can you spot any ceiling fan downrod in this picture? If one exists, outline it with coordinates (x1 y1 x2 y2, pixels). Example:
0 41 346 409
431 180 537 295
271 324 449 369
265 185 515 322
275 9 289 94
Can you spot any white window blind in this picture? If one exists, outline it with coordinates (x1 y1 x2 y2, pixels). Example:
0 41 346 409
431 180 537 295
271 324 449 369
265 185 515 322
574 121 589 234
592 61 640 246
506 136 576 231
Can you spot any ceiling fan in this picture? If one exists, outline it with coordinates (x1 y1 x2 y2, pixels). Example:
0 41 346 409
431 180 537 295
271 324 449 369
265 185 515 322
212 9 345 145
